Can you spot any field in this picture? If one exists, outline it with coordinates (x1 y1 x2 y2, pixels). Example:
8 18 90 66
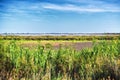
0 35 120 80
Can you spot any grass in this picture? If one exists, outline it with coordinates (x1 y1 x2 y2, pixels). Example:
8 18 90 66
0 39 120 80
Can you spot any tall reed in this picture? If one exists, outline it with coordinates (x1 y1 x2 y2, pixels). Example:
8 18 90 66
0 40 120 80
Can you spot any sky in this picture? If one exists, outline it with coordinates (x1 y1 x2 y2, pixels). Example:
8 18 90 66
0 0 120 33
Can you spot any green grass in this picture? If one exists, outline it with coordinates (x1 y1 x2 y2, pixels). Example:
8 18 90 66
0 40 120 80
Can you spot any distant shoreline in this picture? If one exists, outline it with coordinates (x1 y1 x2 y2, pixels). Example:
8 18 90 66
0 33 120 36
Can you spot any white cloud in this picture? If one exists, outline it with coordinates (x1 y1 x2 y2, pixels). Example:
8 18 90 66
42 3 120 13
1 0 120 16
1 0 120 19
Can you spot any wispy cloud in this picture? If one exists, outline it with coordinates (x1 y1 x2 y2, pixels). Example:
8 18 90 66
67 0 120 6
0 1 57 21
0 0 120 33
42 2 120 13
0 0 120 20
0 1 43 20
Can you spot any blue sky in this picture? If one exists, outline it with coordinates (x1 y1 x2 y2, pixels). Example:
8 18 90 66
0 0 120 33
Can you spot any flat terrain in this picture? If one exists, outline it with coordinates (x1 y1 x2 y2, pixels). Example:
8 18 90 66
1 39 120 80
18 41 93 50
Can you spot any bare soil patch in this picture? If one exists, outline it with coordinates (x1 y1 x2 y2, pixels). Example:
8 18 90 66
20 41 93 50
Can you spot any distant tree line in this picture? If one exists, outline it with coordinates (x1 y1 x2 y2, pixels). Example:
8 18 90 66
0 35 120 41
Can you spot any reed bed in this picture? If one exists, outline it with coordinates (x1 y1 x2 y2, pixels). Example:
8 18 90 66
0 40 120 80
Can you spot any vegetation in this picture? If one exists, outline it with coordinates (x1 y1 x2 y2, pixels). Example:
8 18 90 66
0 39 120 80
0 35 120 41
